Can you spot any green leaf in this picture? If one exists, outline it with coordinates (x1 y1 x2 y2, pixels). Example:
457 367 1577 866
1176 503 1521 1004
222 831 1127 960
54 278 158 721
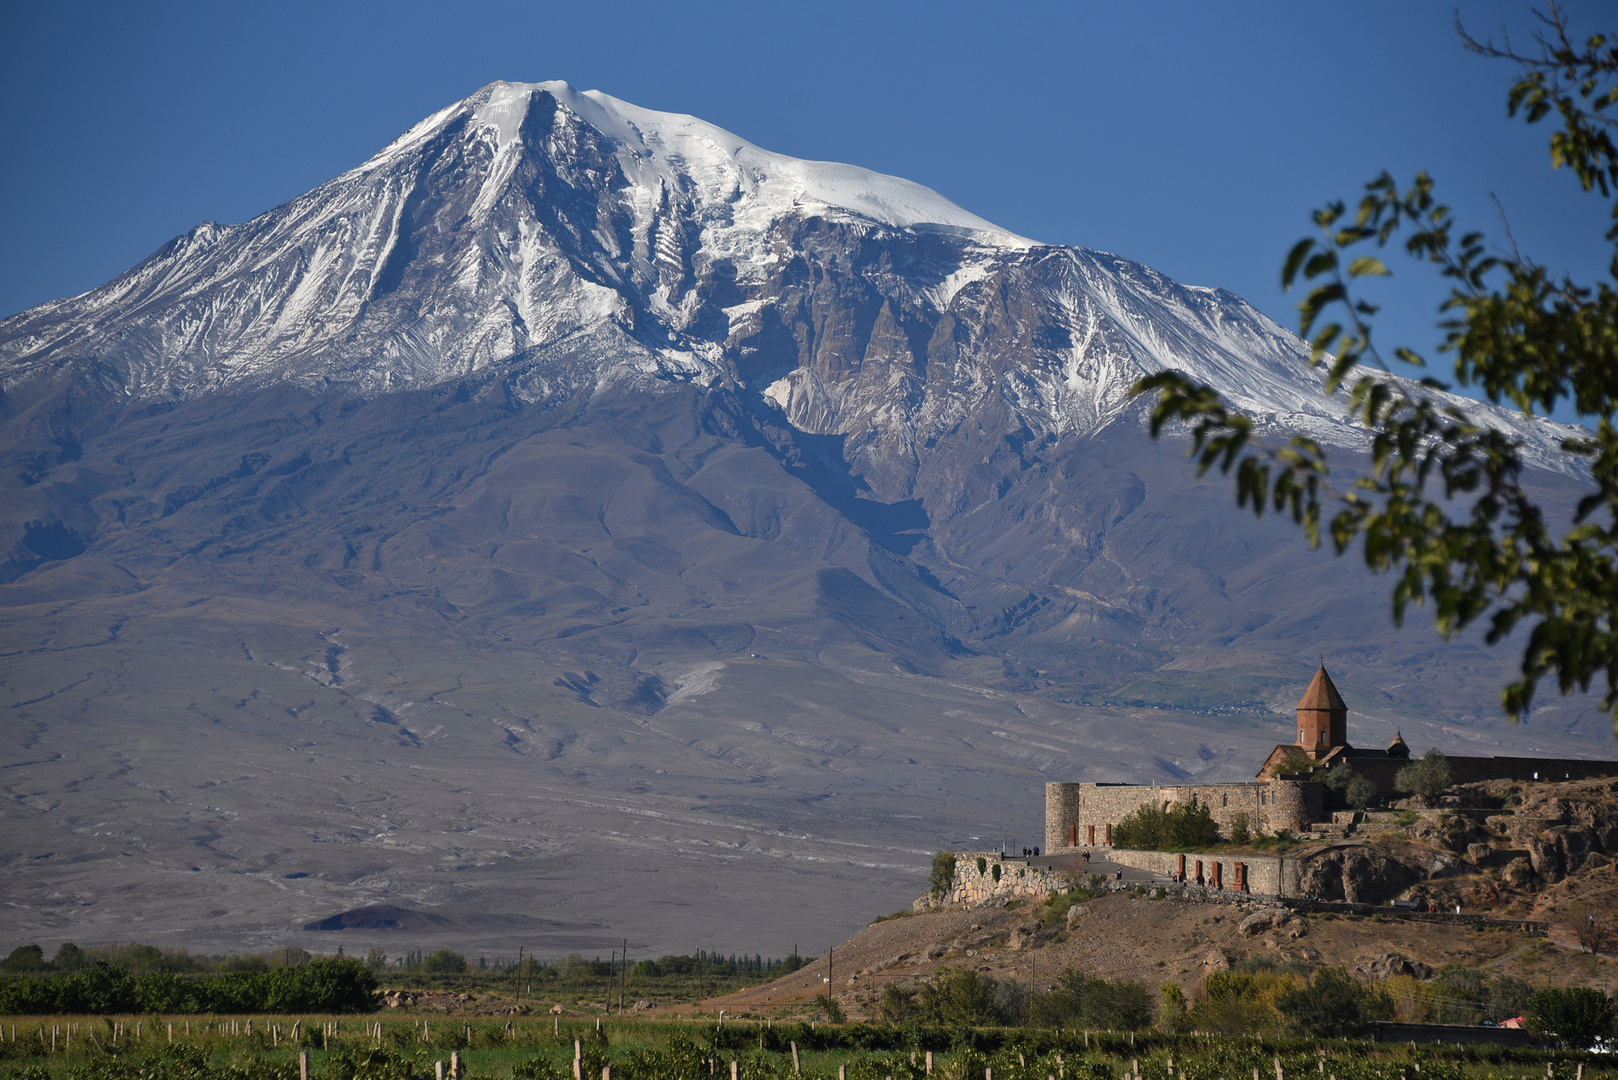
1347 256 1390 278
1282 239 1313 290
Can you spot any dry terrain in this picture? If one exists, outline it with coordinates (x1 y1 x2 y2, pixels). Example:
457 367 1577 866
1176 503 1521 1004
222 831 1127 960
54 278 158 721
704 892 1611 1020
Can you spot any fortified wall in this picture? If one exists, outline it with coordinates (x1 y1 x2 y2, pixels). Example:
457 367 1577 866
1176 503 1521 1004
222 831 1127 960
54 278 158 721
1045 779 1322 853
1103 848 1301 896
913 851 1069 911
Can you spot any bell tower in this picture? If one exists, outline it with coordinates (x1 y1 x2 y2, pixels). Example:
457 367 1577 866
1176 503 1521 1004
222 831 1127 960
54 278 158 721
1295 663 1348 757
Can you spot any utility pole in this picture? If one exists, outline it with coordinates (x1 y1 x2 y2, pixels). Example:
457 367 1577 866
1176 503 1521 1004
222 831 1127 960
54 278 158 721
515 946 523 1009
620 938 628 1013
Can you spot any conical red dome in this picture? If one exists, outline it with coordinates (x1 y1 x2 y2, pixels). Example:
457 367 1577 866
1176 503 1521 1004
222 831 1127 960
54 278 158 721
1295 664 1348 754
1297 666 1347 713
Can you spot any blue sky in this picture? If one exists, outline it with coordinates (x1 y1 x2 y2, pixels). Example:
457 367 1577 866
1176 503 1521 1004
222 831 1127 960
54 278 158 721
2 1 1610 404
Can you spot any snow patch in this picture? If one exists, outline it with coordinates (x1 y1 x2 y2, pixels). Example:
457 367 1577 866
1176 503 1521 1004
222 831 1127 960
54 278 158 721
762 376 793 411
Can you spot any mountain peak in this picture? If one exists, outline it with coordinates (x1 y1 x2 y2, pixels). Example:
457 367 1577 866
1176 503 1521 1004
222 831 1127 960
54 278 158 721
366 79 1037 247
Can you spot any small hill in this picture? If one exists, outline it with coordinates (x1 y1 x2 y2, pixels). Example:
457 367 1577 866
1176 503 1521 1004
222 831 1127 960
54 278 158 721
711 777 1618 1020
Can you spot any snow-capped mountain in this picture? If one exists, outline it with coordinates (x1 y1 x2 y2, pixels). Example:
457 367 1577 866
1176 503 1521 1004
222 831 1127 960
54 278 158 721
2 80 1608 959
3 79 1570 477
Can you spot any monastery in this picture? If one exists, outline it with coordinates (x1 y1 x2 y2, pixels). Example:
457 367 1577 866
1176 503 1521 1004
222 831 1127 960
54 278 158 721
1045 665 1618 853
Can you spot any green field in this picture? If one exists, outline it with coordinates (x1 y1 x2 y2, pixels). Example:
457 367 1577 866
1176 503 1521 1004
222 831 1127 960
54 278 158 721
0 1015 1611 1080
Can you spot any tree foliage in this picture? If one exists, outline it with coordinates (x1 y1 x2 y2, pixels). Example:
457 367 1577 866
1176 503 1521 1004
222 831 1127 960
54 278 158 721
1025 970 1156 1031
0 957 378 1014
930 851 957 898
1132 6 1618 724
1527 985 1616 1047
1322 764 1381 809
1274 967 1394 1037
1111 799 1222 850
1395 748 1456 800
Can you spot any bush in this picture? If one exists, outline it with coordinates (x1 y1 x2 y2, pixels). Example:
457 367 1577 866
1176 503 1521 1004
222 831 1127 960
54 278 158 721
1112 800 1221 850
1228 814 1251 846
812 993 846 1023
878 984 922 1024
1527 987 1615 1048
1395 750 1454 801
930 852 957 897
1025 970 1155 1030
915 968 1003 1026
1275 967 1393 1037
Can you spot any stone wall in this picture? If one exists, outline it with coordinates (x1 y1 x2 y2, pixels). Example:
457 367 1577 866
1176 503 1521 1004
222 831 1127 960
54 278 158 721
1102 848 1305 897
914 851 1069 911
1324 754 1618 800
1045 780 1322 852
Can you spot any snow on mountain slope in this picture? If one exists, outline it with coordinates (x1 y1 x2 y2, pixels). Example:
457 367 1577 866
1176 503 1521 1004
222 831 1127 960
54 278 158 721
0 80 1581 470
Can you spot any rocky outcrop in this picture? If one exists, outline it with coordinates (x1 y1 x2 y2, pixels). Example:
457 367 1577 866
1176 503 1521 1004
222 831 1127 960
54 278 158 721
1298 847 1424 905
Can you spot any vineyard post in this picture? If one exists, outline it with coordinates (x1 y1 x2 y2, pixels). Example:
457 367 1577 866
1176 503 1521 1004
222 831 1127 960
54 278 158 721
300 1052 309 1080
791 1042 800 1074
436 1062 445 1080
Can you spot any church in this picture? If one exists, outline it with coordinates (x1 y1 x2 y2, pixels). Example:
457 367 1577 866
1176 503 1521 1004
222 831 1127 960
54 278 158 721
1254 664 1410 781
1045 664 1618 853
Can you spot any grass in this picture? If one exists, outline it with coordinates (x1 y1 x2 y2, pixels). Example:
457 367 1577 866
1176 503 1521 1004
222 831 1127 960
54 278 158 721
1035 887 1103 928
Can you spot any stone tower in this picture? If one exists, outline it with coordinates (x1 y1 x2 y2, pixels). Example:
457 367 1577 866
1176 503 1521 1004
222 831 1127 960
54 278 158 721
1295 664 1348 758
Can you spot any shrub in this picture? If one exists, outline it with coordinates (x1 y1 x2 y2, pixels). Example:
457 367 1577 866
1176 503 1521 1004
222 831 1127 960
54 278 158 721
878 984 922 1024
930 852 957 897
1395 749 1454 801
916 968 1003 1026
1025 970 1154 1030
813 992 846 1023
1228 814 1251 845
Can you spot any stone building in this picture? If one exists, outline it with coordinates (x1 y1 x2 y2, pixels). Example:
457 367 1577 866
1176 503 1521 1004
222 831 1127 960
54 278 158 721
1045 663 1618 854
1254 665 1410 780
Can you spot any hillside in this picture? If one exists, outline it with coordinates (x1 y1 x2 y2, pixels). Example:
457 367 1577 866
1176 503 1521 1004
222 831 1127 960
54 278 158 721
709 778 1618 1020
